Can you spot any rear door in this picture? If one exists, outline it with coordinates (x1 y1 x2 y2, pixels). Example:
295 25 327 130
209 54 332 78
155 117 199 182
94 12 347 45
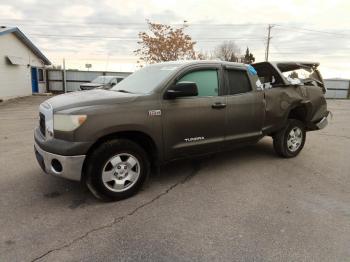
224 68 265 145
161 66 227 160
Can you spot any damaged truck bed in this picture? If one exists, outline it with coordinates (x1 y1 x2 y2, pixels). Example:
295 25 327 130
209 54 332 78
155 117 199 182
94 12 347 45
252 61 329 134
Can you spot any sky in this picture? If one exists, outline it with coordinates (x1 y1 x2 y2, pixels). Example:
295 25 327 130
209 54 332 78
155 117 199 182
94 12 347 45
0 0 349 78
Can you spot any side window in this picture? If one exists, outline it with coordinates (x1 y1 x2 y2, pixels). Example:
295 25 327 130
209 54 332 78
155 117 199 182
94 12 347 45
226 70 251 95
38 69 44 82
178 70 219 97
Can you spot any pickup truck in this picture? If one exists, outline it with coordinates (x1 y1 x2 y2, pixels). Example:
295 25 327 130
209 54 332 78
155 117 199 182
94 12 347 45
79 75 125 91
34 61 330 201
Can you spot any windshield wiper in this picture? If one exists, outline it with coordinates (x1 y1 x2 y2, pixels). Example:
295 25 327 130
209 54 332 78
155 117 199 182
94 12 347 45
114 89 133 93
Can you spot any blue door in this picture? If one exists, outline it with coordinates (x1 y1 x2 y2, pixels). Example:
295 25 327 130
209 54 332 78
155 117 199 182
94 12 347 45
31 67 38 93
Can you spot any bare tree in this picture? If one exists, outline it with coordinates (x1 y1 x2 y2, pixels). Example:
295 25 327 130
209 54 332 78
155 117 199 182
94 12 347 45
213 41 241 62
134 20 203 64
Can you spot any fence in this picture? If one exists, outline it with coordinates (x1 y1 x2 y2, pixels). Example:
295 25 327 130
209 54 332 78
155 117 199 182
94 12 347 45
324 79 350 99
46 69 132 92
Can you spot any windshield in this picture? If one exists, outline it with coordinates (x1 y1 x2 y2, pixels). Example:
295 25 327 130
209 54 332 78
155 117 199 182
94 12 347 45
92 76 115 84
111 64 180 94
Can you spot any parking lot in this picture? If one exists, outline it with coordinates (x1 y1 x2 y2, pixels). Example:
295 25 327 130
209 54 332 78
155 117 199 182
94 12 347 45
0 96 349 261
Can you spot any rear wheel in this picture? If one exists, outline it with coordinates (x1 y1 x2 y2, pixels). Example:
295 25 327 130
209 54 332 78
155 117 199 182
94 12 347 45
85 139 150 201
273 119 306 158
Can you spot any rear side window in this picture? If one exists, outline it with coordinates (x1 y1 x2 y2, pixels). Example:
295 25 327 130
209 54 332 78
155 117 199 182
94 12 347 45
178 70 219 97
226 70 251 95
38 69 44 82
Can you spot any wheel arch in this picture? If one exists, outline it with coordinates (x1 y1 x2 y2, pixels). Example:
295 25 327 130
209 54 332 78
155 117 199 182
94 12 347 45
81 130 159 182
285 101 313 124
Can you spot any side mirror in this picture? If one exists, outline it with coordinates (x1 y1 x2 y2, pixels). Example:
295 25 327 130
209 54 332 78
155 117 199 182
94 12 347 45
111 82 116 86
165 81 198 99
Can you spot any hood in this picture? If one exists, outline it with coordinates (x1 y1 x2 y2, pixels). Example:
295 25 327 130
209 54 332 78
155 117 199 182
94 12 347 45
275 62 325 91
252 61 325 92
275 62 320 72
46 90 139 112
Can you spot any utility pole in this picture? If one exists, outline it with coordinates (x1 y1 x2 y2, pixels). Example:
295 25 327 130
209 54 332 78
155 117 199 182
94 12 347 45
265 24 273 61
63 58 67 93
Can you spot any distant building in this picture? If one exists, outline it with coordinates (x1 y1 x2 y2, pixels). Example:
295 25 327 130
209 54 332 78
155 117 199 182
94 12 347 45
0 26 51 100
46 69 132 92
324 78 350 99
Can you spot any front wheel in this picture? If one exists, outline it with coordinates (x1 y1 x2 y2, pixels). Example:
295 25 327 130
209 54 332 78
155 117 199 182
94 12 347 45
273 119 306 158
85 139 150 201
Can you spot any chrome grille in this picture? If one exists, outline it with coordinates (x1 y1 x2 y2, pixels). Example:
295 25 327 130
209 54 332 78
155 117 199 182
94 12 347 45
39 112 46 137
39 101 53 140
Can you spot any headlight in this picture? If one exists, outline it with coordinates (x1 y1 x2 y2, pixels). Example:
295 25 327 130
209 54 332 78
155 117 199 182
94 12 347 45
54 114 87 132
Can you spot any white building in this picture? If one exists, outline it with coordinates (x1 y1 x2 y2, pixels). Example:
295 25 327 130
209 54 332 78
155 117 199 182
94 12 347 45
0 26 51 100
324 78 350 99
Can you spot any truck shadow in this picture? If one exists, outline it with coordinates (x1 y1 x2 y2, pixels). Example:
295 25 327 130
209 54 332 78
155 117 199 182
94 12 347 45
153 138 276 182
41 138 276 205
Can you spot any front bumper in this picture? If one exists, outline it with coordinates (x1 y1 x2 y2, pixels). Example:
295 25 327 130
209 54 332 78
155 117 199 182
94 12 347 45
34 128 92 156
34 142 85 181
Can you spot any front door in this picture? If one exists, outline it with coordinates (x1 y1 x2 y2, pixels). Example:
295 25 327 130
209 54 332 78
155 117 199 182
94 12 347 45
31 67 38 93
162 67 226 160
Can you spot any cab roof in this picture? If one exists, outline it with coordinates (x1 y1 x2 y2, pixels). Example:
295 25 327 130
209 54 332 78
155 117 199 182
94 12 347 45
154 60 248 70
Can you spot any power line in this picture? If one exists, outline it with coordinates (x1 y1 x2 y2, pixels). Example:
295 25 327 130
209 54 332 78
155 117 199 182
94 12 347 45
29 34 265 42
0 19 266 27
31 34 265 40
2 18 349 36
3 18 348 62
275 24 350 37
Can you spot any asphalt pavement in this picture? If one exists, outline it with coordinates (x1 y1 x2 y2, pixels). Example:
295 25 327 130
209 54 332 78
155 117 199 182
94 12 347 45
0 96 349 261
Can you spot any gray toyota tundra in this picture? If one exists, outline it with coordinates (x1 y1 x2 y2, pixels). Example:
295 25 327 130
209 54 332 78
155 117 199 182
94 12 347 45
34 60 330 200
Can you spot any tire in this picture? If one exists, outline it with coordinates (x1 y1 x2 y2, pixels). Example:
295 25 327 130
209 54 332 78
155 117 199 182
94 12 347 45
85 139 150 201
273 119 306 158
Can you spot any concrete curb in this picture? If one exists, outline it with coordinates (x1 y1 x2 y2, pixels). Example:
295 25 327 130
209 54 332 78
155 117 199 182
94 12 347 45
0 94 53 105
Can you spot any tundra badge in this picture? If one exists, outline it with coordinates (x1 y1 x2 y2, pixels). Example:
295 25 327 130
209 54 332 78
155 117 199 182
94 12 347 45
184 137 205 142
148 110 162 116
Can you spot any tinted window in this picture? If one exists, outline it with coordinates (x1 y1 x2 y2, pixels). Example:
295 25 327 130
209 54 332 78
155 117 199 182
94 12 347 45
110 78 118 84
178 70 219 97
92 76 114 84
38 69 44 82
226 70 251 95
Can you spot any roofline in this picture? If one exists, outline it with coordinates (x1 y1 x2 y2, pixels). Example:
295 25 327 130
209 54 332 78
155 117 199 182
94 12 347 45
0 27 51 65
152 60 248 70
48 68 132 74
253 61 320 66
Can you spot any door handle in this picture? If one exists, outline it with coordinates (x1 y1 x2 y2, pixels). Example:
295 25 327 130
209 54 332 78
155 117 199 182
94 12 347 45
212 102 226 109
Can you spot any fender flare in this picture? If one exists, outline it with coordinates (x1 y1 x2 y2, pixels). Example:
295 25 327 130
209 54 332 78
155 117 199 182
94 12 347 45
283 100 313 124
